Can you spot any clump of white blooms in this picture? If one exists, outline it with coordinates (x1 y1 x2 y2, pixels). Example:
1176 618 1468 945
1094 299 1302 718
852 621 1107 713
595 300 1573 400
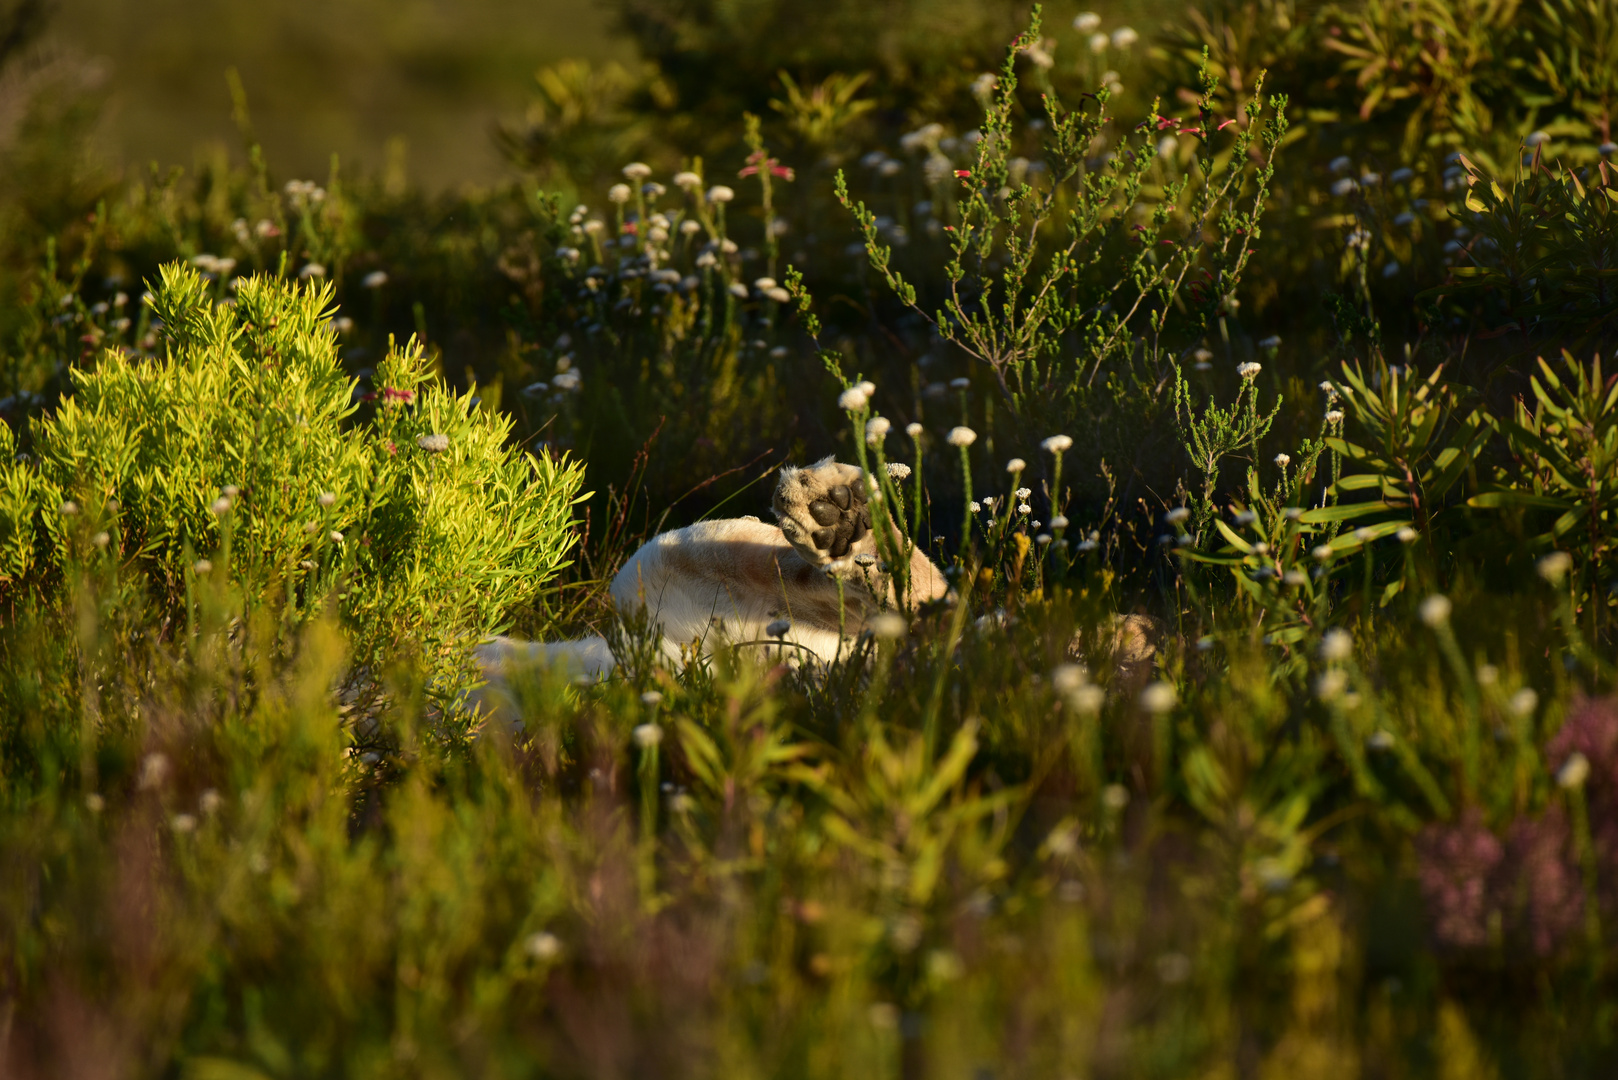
946 426 977 447
194 559 212 574
1073 11 1101 32
1238 362 1262 379
1165 507 1190 524
905 422 923 438
1326 409 1345 425
1139 681 1177 713
1111 26 1139 47
886 463 912 481
1557 751 1590 789
1041 434 1073 453
1006 457 1026 473
866 416 891 443
633 723 663 748
622 162 652 180
525 932 562 961
869 612 908 640
1274 453 1291 467
1418 594 1453 627
640 690 664 706
1320 629 1353 662
706 185 735 203
1537 551 1572 583
838 385 869 411
363 270 388 288
673 171 702 190
210 497 231 515
1049 515 1069 529
949 376 971 390
318 491 336 507
59 500 78 515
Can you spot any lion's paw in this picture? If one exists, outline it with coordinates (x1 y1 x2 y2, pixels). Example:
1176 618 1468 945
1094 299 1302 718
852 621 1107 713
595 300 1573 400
772 456 875 565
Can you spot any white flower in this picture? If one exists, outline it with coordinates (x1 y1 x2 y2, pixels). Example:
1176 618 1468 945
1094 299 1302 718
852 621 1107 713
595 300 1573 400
1382 261 1401 278
1018 503 1032 514
639 691 664 707
1088 31 1109 52
866 416 892 442
728 282 749 298
92 531 109 548
764 286 791 303
199 789 224 814
1325 409 1345 425
673 171 702 189
318 491 336 507
1006 457 1026 473
706 185 735 203
1165 507 1190 524
193 559 212 573
1316 670 1349 700
1557 751 1590 789
949 376 971 390
838 386 869 410
1331 178 1357 197
969 501 981 512
1139 681 1176 713
210 496 231 515
1015 487 1032 500
857 380 875 398
886 463 912 481
1537 551 1572 583
905 422 923 438
552 370 581 391
1041 434 1073 453
363 270 389 288
1418 594 1452 627
680 219 702 236
1111 26 1138 47
1510 687 1539 718
1258 335 1281 349
607 183 632 203
1070 684 1106 714
171 813 198 834
85 793 104 813
1525 131 1550 148
1320 629 1353 662
1238 362 1262 379
329 530 345 543
1312 545 1334 561
946 426 977 447
1073 11 1101 32
525 931 562 960
1035 533 1052 545
299 263 327 279
417 433 450 453
1052 663 1089 694
753 276 777 291
1049 515 1069 529
766 617 792 638
869 612 907 639
1274 453 1291 467
633 723 664 748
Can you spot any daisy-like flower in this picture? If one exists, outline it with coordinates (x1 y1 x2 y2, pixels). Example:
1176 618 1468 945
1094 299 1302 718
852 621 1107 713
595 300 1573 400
622 162 653 180
838 386 869 410
1238 362 1262 379
1006 457 1026 473
1041 434 1073 453
706 185 735 203
866 416 892 442
946 426 977 447
607 184 632 203
673 171 702 190
632 723 664 747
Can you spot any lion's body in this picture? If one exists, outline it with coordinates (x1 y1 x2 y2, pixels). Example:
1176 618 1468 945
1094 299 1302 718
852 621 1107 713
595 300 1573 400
475 460 949 705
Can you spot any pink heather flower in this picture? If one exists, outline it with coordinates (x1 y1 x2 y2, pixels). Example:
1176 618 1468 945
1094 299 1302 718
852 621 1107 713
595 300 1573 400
1414 809 1503 950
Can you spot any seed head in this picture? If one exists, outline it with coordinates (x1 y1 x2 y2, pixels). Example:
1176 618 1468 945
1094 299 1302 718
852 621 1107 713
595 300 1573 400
1557 751 1590 789
869 612 907 639
1139 681 1177 713
1537 551 1572 583
1320 629 1353 662
1418 594 1452 627
946 426 977 447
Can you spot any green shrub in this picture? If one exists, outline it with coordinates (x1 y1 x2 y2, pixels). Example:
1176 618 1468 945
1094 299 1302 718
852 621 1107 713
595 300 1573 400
0 262 586 690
